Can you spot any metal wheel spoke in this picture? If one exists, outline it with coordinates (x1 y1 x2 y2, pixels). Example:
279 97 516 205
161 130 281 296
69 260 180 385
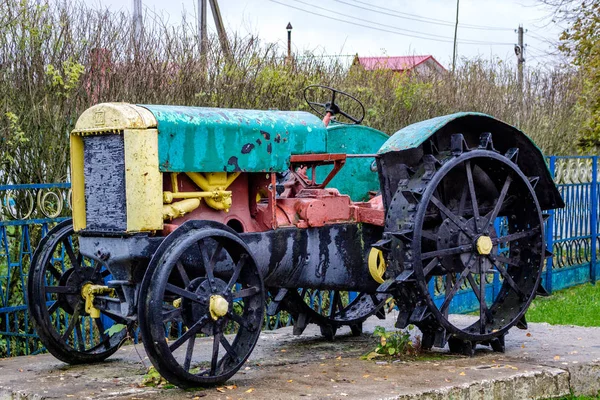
440 268 470 314
210 331 221 376
492 228 539 245
94 317 112 349
423 257 439 276
165 283 205 304
47 301 59 314
224 254 245 293
496 255 520 267
227 311 253 331
219 335 240 363
75 323 85 351
162 307 182 322
465 161 480 227
422 245 472 260
198 240 218 291
45 285 78 294
46 262 62 280
168 315 209 352
458 184 468 217
62 239 82 272
61 303 81 341
486 175 513 231
466 271 492 333
183 334 196 371
234 286 260 299
430 196 474 239
176 261 190 287
421 229 438 242
489 257 526 299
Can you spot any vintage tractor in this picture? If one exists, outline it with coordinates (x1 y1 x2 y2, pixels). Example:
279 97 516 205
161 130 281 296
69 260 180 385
27 86 563 388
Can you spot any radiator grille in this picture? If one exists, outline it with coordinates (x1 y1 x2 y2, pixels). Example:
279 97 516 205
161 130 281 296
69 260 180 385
83 134 127 231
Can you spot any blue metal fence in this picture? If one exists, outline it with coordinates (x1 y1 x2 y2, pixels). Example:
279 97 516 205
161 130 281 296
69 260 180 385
1 156 598 356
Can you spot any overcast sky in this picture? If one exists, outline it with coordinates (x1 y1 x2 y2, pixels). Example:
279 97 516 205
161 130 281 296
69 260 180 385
89 0 563 69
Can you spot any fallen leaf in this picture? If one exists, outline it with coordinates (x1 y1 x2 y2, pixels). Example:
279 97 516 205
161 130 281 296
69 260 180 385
459 372 466 376
66 396 74 398
526 333 532 337
225 385 237 390
287 379 293 383
554 356 560 360
340 394 348 397
445 378 451 382
521 344 525 348
245 388 255 393
281 349 287 353
336 356 342 360
363 374 370 378
216 387 226 393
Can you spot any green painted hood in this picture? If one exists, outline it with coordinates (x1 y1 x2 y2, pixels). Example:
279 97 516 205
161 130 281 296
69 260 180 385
140 105 327 172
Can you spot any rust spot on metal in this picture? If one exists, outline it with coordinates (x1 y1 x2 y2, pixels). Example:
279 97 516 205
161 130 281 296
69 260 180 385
241 143 255 154
256 139 262 146
274 134 281 143
260 130 270 140
227 156 241 172
267 143 272 154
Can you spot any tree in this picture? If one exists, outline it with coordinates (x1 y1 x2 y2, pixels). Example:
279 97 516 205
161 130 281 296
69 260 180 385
544 0 600 149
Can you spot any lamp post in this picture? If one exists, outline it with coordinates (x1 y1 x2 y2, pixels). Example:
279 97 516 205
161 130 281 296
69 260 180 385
286 22 293 62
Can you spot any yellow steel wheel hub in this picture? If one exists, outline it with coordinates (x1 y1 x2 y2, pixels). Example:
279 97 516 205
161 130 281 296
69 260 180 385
476 235 493 255
209 295 229 320
368 248 386 284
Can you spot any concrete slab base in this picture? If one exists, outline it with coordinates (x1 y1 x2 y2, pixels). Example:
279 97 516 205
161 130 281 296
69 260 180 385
1 313 598 400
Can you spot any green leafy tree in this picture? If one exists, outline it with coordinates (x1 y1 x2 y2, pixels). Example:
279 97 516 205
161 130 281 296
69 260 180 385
545 0 600 149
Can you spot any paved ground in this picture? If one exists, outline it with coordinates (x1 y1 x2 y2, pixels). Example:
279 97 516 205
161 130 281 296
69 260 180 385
1 312 599 400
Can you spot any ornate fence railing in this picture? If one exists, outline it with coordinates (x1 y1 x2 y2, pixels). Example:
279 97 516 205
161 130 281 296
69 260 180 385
1 156 598 356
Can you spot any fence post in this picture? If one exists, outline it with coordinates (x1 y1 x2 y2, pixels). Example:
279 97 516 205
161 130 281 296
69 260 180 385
545 156 556 294
591 156 598 284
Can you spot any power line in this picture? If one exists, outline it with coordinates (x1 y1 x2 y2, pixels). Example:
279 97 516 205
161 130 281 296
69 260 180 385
336 0 514 31
269 0 513 46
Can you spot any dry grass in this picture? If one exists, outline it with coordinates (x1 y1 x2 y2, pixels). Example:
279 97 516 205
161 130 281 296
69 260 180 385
0 0 585 184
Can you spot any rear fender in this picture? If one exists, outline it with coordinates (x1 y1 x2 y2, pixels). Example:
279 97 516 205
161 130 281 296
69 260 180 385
377 112 564 211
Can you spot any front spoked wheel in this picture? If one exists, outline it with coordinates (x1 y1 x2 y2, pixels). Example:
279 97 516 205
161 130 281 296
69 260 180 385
139 226 265 388
27 220 128 363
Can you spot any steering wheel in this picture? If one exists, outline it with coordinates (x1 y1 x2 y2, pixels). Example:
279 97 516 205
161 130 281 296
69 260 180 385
303 85 365 125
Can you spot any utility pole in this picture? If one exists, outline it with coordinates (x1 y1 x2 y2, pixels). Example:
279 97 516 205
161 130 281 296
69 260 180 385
198 0 208 59
452 0 459 71
208 0 231 58
515 25 525 89
133 0 142 46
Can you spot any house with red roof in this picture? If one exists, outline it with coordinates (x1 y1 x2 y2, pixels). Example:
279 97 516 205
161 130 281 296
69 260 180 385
353 55 446 75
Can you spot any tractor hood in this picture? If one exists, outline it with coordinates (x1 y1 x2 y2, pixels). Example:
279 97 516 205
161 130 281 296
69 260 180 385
142 105 326 173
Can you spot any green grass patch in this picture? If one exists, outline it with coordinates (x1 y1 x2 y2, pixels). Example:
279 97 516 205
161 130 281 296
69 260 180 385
527 283 600 327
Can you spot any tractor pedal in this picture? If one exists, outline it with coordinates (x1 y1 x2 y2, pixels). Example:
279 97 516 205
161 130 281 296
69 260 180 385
516 315 528 329
391 230 413 243
376 270 414 293
293 312 309 336
448 337 475 356
266 288 288 316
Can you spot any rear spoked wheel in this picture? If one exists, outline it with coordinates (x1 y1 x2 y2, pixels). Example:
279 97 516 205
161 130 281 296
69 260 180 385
139 226 264 388
27 220 128 363
386 144 544 353
281 289 387 340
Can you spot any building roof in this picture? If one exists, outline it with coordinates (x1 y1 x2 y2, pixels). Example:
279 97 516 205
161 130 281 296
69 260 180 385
355 55 446 72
